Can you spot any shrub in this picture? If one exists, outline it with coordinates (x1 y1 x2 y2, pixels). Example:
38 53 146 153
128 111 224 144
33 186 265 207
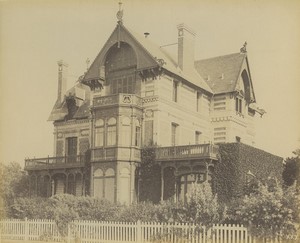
228 182 300 240
174 182 222 227
9 197 53 219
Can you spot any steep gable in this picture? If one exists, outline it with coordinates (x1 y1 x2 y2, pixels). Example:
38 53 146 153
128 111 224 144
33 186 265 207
82 23 212 93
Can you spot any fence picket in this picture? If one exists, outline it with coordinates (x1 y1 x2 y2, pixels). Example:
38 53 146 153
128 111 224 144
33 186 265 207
0 219 296 243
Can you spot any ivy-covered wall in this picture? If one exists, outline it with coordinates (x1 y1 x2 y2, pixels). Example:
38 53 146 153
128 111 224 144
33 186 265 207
139 147 161 203
215 143 283 203
139 143 283 204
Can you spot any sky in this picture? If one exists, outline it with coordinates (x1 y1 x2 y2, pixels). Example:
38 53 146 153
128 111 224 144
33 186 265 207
0 0 299 166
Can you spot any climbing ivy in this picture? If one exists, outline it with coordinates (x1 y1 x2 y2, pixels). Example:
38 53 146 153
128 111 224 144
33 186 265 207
139 145 161 203
215 143 283 203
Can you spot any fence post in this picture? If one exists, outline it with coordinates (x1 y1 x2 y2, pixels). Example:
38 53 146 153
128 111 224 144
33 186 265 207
24 217 29 241
136 220 141 242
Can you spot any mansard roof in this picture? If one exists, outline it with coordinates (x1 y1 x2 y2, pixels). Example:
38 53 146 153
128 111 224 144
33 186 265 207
48 83 91 121
82 23 212 93
194 52 247 94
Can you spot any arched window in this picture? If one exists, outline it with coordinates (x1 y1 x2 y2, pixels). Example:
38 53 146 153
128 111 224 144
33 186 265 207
107 117 117 146
105 168 115 202
178 173 205 203
105 42 137 95
241 70 252 103
135 119 141 147
121 117 131 146
119 168 130 205
93 169 104 199
95 119 104 147
93 168 115 202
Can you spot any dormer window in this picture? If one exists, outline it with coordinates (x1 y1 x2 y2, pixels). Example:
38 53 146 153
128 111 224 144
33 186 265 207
105 42 138 95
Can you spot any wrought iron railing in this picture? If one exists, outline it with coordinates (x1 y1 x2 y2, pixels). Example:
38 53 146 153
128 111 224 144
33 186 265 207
155 143 219 161
25 155 85 170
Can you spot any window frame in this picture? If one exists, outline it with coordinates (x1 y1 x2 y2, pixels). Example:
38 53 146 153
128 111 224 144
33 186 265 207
172 81 178 102
171 123 178 146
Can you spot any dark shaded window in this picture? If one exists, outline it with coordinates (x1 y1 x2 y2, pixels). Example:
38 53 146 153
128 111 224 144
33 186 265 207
235 97 242 113
105 42 138 95
66 137 77 163
171 123 178 146
173 81 178 102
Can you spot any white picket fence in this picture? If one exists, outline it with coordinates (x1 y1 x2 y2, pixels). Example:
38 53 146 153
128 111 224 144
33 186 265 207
0 219 296 243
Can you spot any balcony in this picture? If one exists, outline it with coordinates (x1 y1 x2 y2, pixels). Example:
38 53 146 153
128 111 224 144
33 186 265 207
155 144 219 162
91 146 141 162
93 93 143 108
25 155 85 171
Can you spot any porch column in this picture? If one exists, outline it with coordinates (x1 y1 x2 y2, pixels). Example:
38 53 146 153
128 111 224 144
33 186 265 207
51 179 55 196
160 166 164 202
65 173 68 194
35 175 38 197
174 176 178 204
205 161 209 182
81 173 84 196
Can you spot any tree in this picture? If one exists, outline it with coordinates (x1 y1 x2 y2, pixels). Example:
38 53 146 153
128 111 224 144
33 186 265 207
283 150 300 187
0 162 30 204
229 181 300 240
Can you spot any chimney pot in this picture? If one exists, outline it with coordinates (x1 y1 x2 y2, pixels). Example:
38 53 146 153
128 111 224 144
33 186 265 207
177 23 196 71
57 60 68 103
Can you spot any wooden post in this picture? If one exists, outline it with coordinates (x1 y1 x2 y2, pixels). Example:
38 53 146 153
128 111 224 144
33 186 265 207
160 167 164 202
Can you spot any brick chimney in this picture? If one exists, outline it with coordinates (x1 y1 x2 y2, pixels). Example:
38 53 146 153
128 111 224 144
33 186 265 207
177 23 196 71
57 60 68 103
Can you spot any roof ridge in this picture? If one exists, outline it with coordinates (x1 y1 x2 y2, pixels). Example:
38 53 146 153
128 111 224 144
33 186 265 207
195 52 244 63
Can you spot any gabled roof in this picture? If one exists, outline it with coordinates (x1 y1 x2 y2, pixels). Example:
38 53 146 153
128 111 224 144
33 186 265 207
127 26 212 93
195 53 246 94
82 23 212 93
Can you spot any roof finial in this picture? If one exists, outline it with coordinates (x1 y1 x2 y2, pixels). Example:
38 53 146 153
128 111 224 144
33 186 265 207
116 1 123 24
240 41 247 53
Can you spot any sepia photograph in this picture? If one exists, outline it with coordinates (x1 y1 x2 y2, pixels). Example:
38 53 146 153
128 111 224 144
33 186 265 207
0 0 299 242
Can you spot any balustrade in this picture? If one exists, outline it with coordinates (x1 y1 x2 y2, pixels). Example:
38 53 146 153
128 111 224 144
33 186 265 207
93 93 142 107
25 155 85 170
91 147 141 161
156 144 219 161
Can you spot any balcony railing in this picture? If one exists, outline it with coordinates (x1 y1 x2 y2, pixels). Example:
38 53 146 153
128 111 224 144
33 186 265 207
91 146 141 162
93 93 143 108
25 155 85 170
155 144 219 161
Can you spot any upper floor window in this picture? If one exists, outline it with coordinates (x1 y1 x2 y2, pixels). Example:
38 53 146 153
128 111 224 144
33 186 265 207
121 117 131 146
196 92 201 112
135 119 141 147
171 123 178 146
105 42 138 95
111 76 136 94
66 137 77 163
95 119 104 147
195 131 201 144
107 118 117 146
66 137 77 157
235 97 242 113
173 81 178 102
